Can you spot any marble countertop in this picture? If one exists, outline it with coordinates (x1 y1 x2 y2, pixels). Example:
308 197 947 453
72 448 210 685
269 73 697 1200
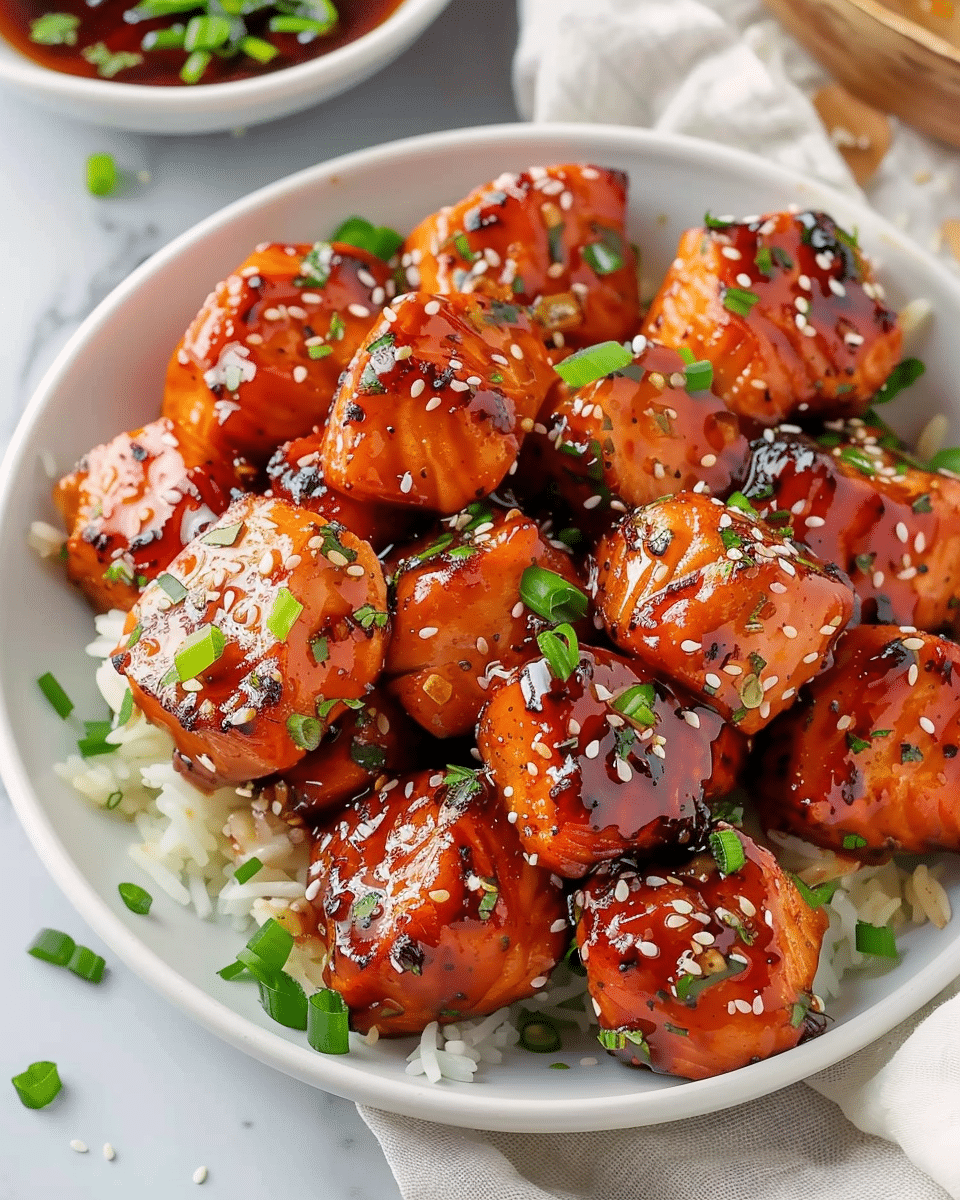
0 2 517 1195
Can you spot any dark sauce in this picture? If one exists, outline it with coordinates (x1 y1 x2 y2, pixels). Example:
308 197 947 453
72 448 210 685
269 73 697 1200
0 0 404 86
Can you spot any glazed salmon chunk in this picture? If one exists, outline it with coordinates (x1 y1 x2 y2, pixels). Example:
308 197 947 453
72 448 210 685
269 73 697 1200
385 501 588 738
755 625 960 860
114 493 388 787
593 491 857 734
403 163 640 348
476 645 745 878
643 211 902 424
162 241 393 467
743 420 960 634
307 769 568 1036
528 338 749 522
574 828 828 1080
322 292 555 513
53 417 237 613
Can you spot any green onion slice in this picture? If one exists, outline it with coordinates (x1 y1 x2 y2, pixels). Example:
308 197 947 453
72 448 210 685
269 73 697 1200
609 683 657 728
239 33 278 60
582 241 623 275
267 587 303 642
855 920 898 958
174 625 226 682
157 572 187 602
553 340 633 389
722 286 760 317
928 447 960 475
27 928 76 966
180 48 212 84
183 12 232 49
245 918 293 972
234 856 263 884
117 687 134 727
37 672 74 719
201 520 244 547
873 358 925 405
519 565 588 625
708 828 746 875
726 491 757 515
77 719 114 758
217 960 247 981
329 216 403 262
141 24 186 49
308 343 333 359
29 11 80 43
842 833 868 849
537 623 580 682
683 358 713 392
258 970 308 1029
67 945 106 983
12 1061 62 1110
118 882 153 915
518 1015 562 1053
307 988 350 1054
287 712 322 751
791 874 840 909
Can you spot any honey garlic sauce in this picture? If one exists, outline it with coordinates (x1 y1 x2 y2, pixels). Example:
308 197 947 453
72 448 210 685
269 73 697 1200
115 493 388 786
575 832 827 1080
477 647 745 878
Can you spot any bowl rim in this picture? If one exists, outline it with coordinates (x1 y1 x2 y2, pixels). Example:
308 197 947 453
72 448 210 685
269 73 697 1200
0 0 451 108
4 121 960 1132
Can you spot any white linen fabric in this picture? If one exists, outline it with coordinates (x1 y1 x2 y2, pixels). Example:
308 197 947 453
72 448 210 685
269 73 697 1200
360 3 960 1196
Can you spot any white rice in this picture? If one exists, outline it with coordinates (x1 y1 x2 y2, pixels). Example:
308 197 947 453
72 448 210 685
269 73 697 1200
57 610 952 1084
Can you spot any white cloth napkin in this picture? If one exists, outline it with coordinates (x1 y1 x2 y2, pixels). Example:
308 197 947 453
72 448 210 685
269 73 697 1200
360 3 960 1196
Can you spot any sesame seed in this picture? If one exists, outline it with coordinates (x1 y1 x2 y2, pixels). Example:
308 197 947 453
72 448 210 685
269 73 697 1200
802 652 819 663
103 1143 116 1161
752 996 764 1015
735 272 753 288
819 625 836 636
583 495 603 510
347 303 370 318
705 673 722 689
795 312 807 330
828 277 846 297
616 759 633 782
450 379 470 393
734 999 752 1014
759 701 771 719
700 453 717 467
782 625 797 639
614 879 630 903
585 740 601 759
510 343 524 360
898 567 918 580
723 664 743 676
193 1166 208 1185
263 307 281 321
903 637 925 651
779 558 797 576
424 299 441 315
491 353 508 366
526 762 538 776
429 889 450 902
692 930 715 945
915 532 926 554
638 941 659 957
920 716 936 734
70 1140 88 1154
681 639 700 653
802 324 817 338
896 522 910 544
580 1056 598 1067
721 246 742 260
873 570 885 588
805 515 825 528
418 627 438 639
399 472 413 494
782 687 796 700
837 714 853 731
795 296 810 314
410 378 426 398
512 601 525 619
682 711 701 729
665 914 687 929
383 306 397 323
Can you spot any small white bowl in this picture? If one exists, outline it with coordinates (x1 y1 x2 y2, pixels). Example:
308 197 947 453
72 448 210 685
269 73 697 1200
2 125 960 1132
0 0 450 134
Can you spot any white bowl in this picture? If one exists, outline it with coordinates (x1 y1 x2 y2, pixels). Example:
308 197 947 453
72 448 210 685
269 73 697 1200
2 124 960 1133
0 0 450 134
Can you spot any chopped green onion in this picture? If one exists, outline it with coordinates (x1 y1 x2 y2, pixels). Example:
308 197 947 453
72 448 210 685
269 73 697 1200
842 833 868 849
846 733 871 754
81 42 143 78
308 988 350 1053
27 928 75 966
928 447 960 475
106 790 123 810
37 672 74 719
174 625 226 682
453 231 476 261
726 491 757 515
180 48 212 84
269 13 334 33
30 11 80 43
239 34 278 61
12 1062 62 1110
519 565 588 625
77 720 114 758
157 572 187 602
609 683 657 728
839 446 876 477
310 636 329 664
709 828 746 875
246 918 293 971
234 856 263 884
704 212 733 230
118 882 153 915
258 970 308 1029
873 358 925 405
554 340 633 389
85 152 119 198
518 1016 562 1053
855 920 898 958
329 216 403 262
683 358 713 392
267 587 303 642
308 343 333 359
126 0 198 16
549 1062 570 1069
597 1027 648 1053
441 764 484 806
722 287 759 317
791 874 840 910
537 623 580 682
582 241 623 275
141 23 186 49
217 960 248 981
67 945 106 983
287 712 322 751
201 520 244 547
349 742 386 772
117 688 134 727
183 13 232 49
